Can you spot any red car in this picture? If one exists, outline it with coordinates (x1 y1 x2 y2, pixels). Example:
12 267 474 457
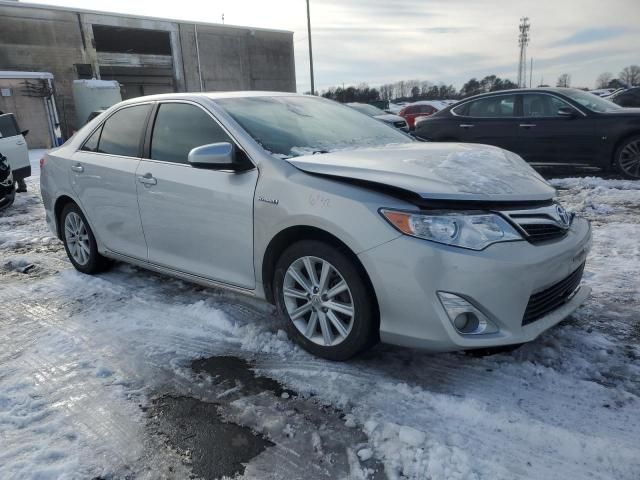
399 101 444 129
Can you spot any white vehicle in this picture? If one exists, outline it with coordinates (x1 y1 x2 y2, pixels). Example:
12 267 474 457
0 112 30 197
40 92 592 360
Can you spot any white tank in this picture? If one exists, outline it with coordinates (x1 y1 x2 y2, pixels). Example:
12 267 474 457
72 79 122 126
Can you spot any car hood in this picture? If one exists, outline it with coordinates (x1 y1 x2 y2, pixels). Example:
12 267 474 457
373 113 405 123
287 143 556 202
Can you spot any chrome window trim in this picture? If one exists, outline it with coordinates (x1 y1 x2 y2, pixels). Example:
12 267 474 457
450 91 588 118
450 93 518 118
147 99 257 169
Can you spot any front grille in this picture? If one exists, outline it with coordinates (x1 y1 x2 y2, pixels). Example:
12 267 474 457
520 223 568 244
522 263 585 325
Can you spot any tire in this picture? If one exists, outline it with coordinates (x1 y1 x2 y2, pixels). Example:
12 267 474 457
273 240 378 361
614 135 640 179
60 203 110 274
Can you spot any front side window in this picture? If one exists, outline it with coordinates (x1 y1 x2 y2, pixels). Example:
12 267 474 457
466 95 515 117
522 94 574 117
0 114 19 138
98 104 151 157
150 103 233 164
216 96 411 158
561 89 621 113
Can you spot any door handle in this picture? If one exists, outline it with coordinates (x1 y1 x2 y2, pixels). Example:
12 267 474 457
16 140 25 146
459 124 475 128
519 124 537 128
138 173 157 186
71 163 84 173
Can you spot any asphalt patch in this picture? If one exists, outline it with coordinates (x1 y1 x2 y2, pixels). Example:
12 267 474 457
192 355 296 397
149 395 273 480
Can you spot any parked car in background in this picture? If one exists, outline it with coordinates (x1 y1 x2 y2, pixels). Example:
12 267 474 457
41 92 591 360
414 88 640 179
346 102 409 131
86 109 106 124
589 88 616 97
0 113 30 193
608 87 640 108
399 101 446 129
0 152 15 210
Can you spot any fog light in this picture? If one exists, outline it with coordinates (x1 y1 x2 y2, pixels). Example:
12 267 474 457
437 292 498 335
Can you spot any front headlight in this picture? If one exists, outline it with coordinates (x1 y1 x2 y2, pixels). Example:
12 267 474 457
380 209 523 250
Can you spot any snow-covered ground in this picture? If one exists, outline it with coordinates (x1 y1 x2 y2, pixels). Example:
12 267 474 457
0 151 638 479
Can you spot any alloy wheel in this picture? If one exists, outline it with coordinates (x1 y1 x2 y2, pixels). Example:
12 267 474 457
619 139 640 178
64 212 91 266
283 256 355 347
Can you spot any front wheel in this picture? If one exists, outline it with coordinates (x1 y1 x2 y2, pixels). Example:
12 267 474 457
274 240 378 361
60 203 110 274
614 135 640 179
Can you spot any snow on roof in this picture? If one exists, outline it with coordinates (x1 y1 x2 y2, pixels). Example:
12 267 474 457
0 71 53 80
73 79 120 89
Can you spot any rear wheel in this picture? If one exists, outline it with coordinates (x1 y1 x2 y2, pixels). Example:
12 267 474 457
274 240 378 361
614 135 640 179
60 203 110 274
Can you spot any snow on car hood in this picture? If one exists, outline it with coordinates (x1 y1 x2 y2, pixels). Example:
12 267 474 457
373 113 405 123
287 142 556 202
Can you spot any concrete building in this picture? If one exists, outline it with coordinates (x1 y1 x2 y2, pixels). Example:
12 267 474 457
0 1 296 146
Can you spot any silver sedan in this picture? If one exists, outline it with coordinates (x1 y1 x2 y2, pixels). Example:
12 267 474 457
40 92 592 360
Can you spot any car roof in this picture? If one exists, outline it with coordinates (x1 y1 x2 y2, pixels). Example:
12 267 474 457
457 87 585 102
117 91 305 106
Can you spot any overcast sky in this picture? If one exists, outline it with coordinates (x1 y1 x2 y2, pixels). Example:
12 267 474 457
24 0 640 93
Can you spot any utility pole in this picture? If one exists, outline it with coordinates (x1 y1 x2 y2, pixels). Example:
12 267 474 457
529 57 533 88
517 17 530 88
306 0 315 95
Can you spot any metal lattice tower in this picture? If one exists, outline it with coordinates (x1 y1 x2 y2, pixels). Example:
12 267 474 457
517 17 530 88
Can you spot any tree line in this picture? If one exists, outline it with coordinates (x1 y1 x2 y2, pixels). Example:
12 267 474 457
321 75 517 103
320 64 640 104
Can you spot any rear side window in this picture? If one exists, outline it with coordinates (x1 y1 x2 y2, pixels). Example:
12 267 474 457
466 95 515 117
98 104 151 157
0 114 19 138
81 126 102 152
150 103 233 164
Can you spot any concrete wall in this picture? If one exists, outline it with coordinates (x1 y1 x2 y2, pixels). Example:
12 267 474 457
0 5 87 137
0 2 296 139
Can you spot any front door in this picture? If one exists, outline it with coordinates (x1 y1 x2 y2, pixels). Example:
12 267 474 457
517 93 599 166
70 104 151 259
0 113 29 174
136 102 258 289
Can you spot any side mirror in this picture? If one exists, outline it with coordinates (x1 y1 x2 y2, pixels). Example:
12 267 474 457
21 129 29 137
557 107 577 118
188 142 237 170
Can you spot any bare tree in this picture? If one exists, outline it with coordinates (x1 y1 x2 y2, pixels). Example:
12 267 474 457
620 65 640 86
556 73 571 88
596 72 613 89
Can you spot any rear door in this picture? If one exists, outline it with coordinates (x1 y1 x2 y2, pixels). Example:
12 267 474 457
70 103 151 259
517 93 598 166
452 94 520 153
0 114 29 174
136 101 258 288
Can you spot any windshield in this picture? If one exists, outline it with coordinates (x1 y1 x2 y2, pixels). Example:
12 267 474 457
561 89 622 113
215 96 411 158
347 103 386 117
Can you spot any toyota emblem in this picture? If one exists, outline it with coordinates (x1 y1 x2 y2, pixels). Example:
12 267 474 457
555 204 571 227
